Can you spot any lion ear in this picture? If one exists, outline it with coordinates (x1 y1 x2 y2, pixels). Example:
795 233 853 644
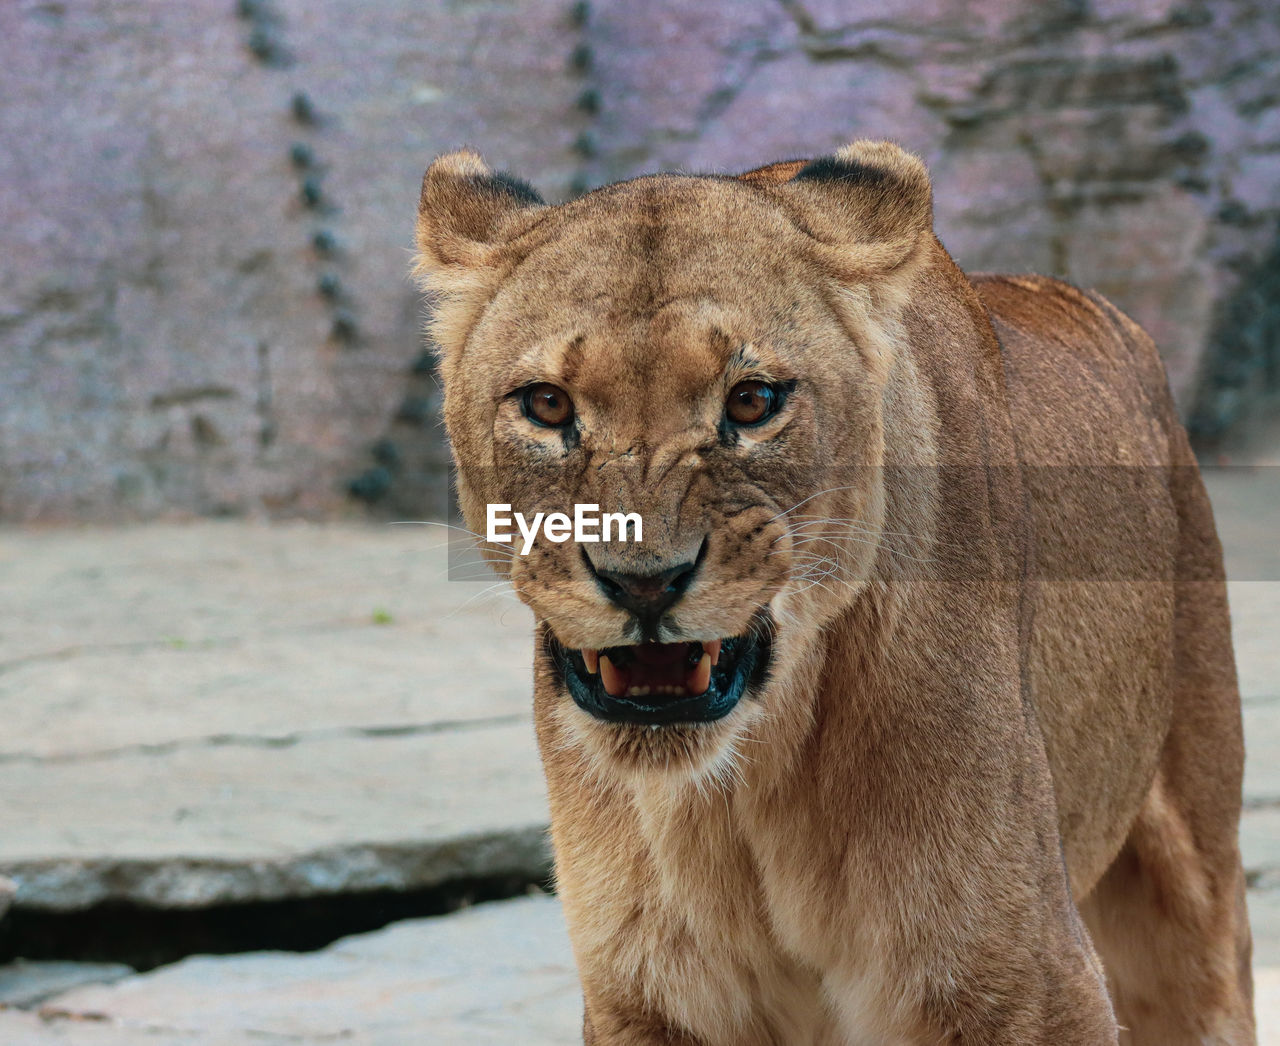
414 150 545 361
414 149 545 276
779 140 933 272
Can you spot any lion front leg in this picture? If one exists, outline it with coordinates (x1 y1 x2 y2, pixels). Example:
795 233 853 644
819 909 1118 1045
916 929 1119 1045
799 651 1123 1043
822 826 1120 1045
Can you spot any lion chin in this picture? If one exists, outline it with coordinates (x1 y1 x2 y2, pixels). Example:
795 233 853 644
414 141 1255 1045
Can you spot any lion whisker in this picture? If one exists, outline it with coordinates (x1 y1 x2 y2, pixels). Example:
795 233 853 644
387 519 494 542
784 513 958 549
785 530 937 565
764 484 868 523
442 580 521 618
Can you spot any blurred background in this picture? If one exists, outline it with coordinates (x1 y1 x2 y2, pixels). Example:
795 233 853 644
3 0 1279 526
1 1 1279 1042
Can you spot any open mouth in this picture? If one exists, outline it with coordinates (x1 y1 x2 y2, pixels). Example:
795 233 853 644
552 618 772 725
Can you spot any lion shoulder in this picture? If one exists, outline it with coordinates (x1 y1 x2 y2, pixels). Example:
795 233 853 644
968 272 1179 465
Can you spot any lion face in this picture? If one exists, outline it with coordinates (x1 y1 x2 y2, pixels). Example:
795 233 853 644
416 144 933 779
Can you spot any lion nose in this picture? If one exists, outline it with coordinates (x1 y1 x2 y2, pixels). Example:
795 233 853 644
583 543 705 632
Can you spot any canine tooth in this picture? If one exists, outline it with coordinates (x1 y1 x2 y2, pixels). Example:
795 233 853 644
582 649 599 674
702 639 722 666
599 655 627 697
687 653 712 696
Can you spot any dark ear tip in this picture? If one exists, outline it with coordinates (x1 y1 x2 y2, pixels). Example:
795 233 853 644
415 150 544 268
793 141 929 196
420 150 544 209
793 155 891 188
475 171 545 207
786 139 932 241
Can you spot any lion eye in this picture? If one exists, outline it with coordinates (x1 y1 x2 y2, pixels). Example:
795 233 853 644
725 380 782 426
521 383 575 428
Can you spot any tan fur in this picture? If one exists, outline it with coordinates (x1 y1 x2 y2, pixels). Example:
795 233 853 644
415 141 1254 1044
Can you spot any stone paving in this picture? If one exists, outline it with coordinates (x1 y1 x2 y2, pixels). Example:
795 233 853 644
1 896 579 1045
0 523 548 912
0 468 1276 1042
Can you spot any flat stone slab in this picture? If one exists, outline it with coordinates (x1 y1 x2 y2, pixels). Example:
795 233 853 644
1242 808 1280 890
1232 583 1280 710
1253 889 1280 967
0 523 536 757
1204 467 1280 586
0 961 134 1009
0 523 547 911
0 725 550 910
1246 701 1280 810
1 895 579 1045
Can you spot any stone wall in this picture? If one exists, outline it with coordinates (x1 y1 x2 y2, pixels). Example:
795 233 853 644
1 0 1277 521
0 0 588 521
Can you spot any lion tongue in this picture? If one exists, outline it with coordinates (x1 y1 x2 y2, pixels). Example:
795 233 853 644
592 642 719 699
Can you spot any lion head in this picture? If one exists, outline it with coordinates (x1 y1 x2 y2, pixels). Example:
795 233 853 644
414 141 941 782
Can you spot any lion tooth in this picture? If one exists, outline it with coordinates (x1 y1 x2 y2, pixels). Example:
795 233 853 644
582 649 599 674
702 639 722 666
599 654 627 697
687 652 712 696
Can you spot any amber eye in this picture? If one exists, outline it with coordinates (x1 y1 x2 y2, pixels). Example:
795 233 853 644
520 383 575 428
725 380 783 426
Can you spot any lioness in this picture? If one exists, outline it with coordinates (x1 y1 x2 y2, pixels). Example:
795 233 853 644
414 141 1254 1044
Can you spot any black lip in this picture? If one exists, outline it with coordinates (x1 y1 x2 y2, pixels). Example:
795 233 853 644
551 613 773 726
